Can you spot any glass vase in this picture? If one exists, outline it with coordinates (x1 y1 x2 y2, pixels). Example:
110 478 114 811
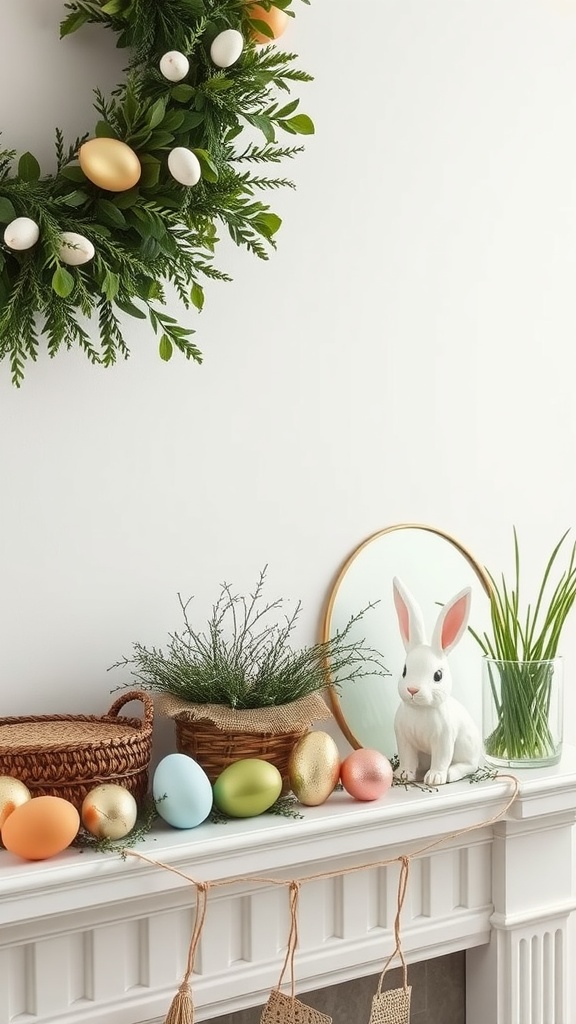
481 656 563 769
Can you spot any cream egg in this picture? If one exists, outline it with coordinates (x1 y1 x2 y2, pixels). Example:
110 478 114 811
167 148 202 187
58 231 95 266
159 50 190 82
4 217 40 250
210 29 244 69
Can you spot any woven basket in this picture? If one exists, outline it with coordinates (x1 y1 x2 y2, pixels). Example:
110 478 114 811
175 719 307 790
0 691 153 811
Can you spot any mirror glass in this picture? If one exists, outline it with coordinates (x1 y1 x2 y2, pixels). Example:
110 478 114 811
322 524 491 759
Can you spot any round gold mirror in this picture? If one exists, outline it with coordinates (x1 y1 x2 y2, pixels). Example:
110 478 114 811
322 524 492 758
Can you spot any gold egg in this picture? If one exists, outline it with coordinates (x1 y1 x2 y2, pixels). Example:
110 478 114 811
288 731 341 807
81 784 138 840
78 138 141 192
0 776 31 830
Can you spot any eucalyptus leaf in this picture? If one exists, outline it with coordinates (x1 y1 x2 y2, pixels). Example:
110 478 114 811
281 114 315 135
0 198 17 223
96 199 127 228
59 165 87 183
159 334 173 361
191 282 204 311
60 190 89 208
95 120 119 139
171 85 196 103
115 298 147 319
102 270 120 302
18 152 41 182
52 266 75 298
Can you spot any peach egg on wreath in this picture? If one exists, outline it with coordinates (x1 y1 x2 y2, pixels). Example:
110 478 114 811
245 1 290 43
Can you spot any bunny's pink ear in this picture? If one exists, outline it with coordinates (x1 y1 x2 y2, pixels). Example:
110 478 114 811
431 587 472 655
392 577 426 651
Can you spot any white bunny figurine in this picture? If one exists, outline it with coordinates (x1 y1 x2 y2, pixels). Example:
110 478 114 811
392 576 481 786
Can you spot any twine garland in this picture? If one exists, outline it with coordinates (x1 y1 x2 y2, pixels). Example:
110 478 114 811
125 774 520 1024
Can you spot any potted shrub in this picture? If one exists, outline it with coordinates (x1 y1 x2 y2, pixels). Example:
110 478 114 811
470 529 576 768
111 568 388 785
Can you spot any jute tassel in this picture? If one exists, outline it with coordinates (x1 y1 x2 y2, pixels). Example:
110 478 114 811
368 856 411 1024
164 880 209 1024
260 882 332 1024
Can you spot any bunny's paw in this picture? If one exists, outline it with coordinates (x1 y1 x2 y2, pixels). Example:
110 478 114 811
424 769 447 786
394 767 416 782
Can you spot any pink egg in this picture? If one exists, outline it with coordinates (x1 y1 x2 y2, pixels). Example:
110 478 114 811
340 749 393 801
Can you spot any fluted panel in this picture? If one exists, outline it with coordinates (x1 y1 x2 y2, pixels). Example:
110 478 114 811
554 928 564 1021
514 925 566 1023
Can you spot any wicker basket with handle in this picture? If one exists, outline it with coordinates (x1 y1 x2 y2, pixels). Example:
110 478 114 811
0 690 153 811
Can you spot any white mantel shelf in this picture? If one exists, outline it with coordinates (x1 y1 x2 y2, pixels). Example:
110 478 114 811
2 750 576 1024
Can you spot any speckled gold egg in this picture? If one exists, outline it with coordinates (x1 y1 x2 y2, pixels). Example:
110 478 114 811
0 776 31 829
78 138 141 192
288 731 341 806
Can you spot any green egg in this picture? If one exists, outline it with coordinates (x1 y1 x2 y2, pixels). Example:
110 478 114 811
212 758 283 818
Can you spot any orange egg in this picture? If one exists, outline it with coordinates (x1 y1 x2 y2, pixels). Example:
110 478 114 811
245 2 289 43
1 795 80 860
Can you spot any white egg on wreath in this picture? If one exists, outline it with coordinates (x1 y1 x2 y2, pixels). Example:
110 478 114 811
168 148 202 187
210 29 244 68
159 50 190 82
3 217 40 251
58 232 95 266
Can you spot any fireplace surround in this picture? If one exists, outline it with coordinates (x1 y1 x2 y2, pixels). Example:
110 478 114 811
1 750 576 1024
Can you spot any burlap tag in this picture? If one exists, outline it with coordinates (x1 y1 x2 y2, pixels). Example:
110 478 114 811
155 692 332 733
260 989 332 1024
369 986 412 1024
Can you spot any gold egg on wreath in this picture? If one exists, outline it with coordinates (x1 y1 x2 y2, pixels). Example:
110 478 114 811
81 784 138 840
0 776 31 830
78 138 141 192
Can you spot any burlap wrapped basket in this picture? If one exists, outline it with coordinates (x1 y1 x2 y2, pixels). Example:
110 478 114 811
157 691 332 789
0 690 153 811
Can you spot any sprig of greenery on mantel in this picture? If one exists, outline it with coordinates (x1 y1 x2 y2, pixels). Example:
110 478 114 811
0 0 314 385
110 567 389 709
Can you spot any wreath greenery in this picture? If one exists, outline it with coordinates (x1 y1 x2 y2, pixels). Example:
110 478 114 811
0 0 313 386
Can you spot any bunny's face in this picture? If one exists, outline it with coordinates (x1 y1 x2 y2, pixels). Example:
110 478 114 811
398 645 453 708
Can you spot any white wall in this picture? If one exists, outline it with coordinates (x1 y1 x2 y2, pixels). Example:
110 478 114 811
2 0 576 764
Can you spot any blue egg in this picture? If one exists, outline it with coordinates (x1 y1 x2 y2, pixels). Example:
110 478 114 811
152 753 213 829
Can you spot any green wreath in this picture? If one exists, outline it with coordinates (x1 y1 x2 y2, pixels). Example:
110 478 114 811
0 0 313 386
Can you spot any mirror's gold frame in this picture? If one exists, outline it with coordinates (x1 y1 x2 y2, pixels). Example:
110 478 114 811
321 522 493 751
